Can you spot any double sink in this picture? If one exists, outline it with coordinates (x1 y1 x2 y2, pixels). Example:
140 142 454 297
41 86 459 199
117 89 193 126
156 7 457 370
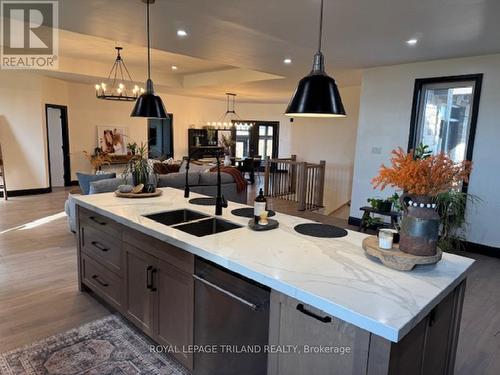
144 209 242 237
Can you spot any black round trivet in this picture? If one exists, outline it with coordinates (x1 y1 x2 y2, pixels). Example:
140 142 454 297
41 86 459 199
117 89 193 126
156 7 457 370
231 208 276 218
294 223 348 238
188 197 216 206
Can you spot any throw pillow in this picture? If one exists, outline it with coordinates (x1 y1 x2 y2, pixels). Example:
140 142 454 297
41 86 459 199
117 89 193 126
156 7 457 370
76 172 116 195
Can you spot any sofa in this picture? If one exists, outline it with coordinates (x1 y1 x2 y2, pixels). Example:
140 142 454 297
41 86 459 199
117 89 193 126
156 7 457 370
64 171 247 232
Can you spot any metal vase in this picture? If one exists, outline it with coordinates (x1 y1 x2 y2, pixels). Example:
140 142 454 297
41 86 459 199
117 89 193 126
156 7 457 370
132 170 147 187
399 194 440 256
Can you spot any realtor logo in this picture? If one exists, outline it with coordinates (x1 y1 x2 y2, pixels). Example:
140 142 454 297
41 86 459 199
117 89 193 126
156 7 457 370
1 0 58 69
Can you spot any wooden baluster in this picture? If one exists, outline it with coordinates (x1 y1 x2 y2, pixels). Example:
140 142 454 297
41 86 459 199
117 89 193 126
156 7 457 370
264 156 270 196
298 162 307 211
316 160 326 208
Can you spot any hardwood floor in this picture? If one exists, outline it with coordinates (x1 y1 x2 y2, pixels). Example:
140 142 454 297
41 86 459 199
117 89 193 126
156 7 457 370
0 188 110 353
0 187 499 374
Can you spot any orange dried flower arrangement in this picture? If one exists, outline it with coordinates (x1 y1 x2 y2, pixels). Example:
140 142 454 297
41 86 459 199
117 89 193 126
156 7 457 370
371 147 472 196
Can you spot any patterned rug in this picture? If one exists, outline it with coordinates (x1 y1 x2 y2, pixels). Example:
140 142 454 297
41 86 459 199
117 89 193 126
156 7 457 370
0 315 190 375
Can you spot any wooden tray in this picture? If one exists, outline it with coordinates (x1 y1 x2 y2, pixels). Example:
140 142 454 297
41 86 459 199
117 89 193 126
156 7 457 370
248 218 279 231
362 236 442 271
114 190 162 198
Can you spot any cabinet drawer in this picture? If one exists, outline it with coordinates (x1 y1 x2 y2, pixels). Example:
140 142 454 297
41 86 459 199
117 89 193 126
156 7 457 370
123 228 194 274
78 206 123 239
268 292 369 375
82 254 123 310
81 224 122 275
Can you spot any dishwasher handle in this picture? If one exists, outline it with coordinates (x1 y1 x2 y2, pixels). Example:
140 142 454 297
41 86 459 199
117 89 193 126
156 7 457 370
193 274 259 311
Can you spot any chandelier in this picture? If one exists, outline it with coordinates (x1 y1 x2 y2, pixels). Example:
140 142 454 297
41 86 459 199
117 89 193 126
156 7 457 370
95 47 143 101
206 93 254 130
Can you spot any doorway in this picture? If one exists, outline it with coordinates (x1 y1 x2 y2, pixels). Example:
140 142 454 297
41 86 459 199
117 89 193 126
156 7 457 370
45 104 71 187
148 115 174 159
234 121 279 159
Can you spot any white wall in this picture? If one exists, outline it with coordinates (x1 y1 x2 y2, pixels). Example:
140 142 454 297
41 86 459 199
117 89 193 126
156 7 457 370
0 71 293 190
350 54 500 248
0 72 47 191
290 86 361 213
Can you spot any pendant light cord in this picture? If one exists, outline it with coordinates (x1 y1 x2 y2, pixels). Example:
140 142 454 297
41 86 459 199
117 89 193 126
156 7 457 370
146 1 151 81
318 0 324 53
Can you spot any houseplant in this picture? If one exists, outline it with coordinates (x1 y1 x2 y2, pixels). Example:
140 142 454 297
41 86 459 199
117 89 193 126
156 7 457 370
371 145 472 256
367 197 392 213
435 190 480 252
122 143 154 189
83 147 111 174
219 133 235 166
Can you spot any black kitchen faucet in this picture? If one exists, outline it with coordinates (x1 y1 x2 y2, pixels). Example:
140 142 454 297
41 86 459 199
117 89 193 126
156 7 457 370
184 146 228 215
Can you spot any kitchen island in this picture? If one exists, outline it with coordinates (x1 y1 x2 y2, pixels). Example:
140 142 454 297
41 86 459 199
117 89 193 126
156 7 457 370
74 187 474 375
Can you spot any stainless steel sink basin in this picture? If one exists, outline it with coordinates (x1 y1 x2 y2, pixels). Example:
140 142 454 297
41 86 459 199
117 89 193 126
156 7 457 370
174 217 242 237
144 209 209 226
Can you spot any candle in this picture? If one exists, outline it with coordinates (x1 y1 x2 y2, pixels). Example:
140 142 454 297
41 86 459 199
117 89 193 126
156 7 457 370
378 229 394 250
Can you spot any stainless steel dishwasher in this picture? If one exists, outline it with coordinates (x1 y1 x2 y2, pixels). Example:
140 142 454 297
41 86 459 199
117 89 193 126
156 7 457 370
194 257 270 375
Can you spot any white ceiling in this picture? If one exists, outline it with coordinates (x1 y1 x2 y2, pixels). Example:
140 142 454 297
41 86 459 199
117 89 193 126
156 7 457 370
42 0 500 102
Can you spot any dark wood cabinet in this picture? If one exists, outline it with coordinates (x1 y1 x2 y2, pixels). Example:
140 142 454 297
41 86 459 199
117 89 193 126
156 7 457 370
123 244 156 336
155 258 194 369
269 284 466 375
77 205 194 371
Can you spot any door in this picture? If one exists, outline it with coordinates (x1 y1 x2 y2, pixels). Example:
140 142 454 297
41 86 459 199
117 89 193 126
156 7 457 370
45 104 71 187
155 259 194 370
233 121 279 159
124 244 156 336
256 123 278 159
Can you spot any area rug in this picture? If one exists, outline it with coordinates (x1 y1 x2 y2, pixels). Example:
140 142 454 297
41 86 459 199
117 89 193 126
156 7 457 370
0 315 190 375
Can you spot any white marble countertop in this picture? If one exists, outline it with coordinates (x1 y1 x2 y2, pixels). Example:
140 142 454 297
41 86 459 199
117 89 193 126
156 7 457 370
74 188 474 342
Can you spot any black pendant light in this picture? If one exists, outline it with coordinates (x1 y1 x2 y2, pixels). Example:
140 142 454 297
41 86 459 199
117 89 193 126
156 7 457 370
285 0 346 118
131 0 168 119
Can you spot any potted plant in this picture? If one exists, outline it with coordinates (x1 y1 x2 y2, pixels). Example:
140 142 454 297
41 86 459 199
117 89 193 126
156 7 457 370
435 190 480 253
83 147 111 174
122 143 154 189
367 197 392 213
371 145 472 256
127 142 138 156
219 134 235 166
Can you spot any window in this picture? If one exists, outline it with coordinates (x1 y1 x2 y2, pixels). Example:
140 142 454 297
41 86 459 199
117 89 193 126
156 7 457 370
258 125 274 158
408 75 482 164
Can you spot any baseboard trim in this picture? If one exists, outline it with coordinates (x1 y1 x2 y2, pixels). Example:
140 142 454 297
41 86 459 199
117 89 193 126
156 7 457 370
0 187 52 198
348 216 362 227
465 241 500 258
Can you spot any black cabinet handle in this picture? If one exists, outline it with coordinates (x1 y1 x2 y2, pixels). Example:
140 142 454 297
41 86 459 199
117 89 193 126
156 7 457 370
296 304 332 323
429 308 437 327
91 241 108 252
89 216 106 226
146 266 153 290
92 275 109 287
151 268 157 292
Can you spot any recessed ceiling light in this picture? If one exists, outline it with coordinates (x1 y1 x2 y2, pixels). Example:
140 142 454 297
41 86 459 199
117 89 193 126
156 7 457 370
283 58 292 64
406 38 418 46
177 29 188 37
171 65 178 71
